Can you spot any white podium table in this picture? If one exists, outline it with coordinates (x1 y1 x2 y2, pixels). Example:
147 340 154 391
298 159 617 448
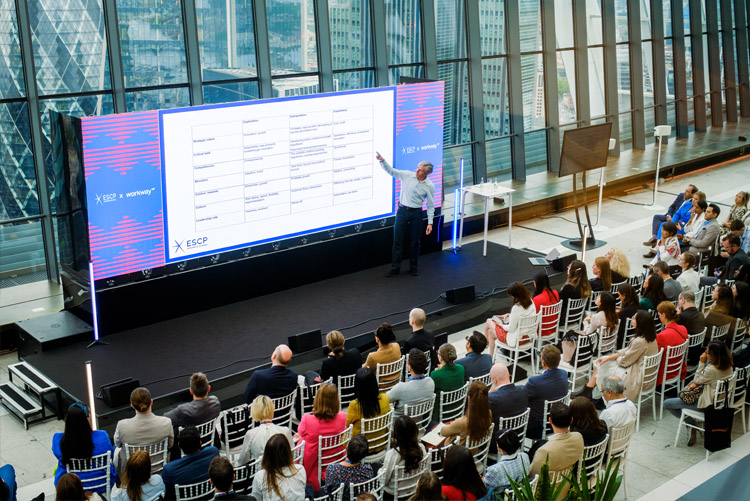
458 183 515 256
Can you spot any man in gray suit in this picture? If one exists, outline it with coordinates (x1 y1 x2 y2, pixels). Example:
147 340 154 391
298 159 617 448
685 203 721 254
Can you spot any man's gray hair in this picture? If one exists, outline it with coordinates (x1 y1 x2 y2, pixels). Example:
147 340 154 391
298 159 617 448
679 290 695 304
602 376 625 395
419 161 433 175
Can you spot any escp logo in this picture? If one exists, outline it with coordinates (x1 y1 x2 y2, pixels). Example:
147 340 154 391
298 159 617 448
187 237 208 248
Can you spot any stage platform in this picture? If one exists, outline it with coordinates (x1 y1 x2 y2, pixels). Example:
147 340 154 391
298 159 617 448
20 241 563 429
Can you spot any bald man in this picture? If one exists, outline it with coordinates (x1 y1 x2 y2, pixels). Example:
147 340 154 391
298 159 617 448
488 363 528 444
243 345 298 404
402 308 435 355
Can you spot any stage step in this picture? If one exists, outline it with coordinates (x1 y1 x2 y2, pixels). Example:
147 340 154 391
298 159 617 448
0 381 44 430
8 361 63 420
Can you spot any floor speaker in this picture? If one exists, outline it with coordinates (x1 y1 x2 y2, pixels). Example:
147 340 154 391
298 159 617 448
445 285 475 304
288 329 323 354
100 377 140 408
16 311 93 357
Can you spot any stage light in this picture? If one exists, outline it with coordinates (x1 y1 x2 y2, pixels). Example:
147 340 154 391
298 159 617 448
88 262 100 343
85 361 98 431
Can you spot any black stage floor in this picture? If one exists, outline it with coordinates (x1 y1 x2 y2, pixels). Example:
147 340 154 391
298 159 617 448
22 241 555 416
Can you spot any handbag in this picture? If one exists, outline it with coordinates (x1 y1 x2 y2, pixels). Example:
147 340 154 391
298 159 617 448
704 404 734 452
678 384 703 405
561 330 579 364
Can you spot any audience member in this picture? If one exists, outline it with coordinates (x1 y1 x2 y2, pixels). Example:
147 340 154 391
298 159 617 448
251 434 306 501
559 260 592 322
700 234 750 289
455 332 492 382
161 426 219 500
355 494 377 501
409 472 444 501
346 368 390 444
705 284 736 343
0 464 16 501
237 396 293 466
681 199 707 249
55 473 88 501
731 219 750 254
324 435 374 501
164 372 221 430
685 203 721 253
297 383 347 492
485 281 537 355
676 251 700 293
430 343 465 421
524 345 569 440
560 291 617 367
732 281 750 320
208 456 256 500
590 256 613 292
576 310 659 402
653 261 682 301
111 450 165 501
616 283 640 348
569 397 607 446
605 247 630 284
676 290 707 365
362 323 401 379
532 272 561 339
402 308 435 355
664 341 734 446
312 331 362 384
440 381 492 446
483 429 530 493
52 403 116 490
528 403 584 498
598 376 637 429
243 345 297 405
648 222 681 265
640 273 666 310
488 363 528 444
643 184 697 247
387 349 434 418
656 301 688 385
380 416 426 497
440 445 487 501
113 388 174 473
720 191 749 234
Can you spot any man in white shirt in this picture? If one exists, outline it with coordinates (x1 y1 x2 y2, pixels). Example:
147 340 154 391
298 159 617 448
598 376 636 429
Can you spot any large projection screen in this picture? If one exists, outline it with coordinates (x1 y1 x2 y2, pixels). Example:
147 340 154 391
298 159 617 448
79 82 444 280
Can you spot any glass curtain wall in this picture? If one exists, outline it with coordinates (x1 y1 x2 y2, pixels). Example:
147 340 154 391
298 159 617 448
2 0 749 281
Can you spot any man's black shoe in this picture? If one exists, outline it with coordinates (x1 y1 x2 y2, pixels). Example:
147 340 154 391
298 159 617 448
410 268 419 276
386 269 400 277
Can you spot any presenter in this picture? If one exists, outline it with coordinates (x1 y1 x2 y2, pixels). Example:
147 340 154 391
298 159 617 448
376 151 435 277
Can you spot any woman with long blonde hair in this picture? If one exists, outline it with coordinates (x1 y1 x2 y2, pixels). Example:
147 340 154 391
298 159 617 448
605 247 630 283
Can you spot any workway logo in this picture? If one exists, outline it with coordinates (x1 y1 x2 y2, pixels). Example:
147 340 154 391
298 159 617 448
125 188 155 198
173 237 208 254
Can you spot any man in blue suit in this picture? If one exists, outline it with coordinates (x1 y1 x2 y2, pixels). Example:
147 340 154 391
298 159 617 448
162 426 220 500
242 345 298 404
488 362 528 444
456 331 493 382
523 345 569 440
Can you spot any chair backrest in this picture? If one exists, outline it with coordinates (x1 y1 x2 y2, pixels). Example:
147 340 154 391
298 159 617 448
650 309 663 332
606 421 635 465
318 425 353 485
293 440 305 465
701 284 716 313
271 389 297 429
587 290 604 314
66 450 111 498
629 275 644 295
124 437 169 474
688 327 707 350
469 372 492 388
505 474 539 501
562 298 586 330
403 395 436 436
175 478 213 501
709 322 732 343
465 423 495 474
693 288 704 311
731 366 749 409
392 455 429 500
338 373 358 409
621 317 637 350
582 434 609 483
299 379 332 417
220 404 252 455
548 462 578 495
438 382 470 423
233 455 262 494
571 332 594 370
314 482 345 501
542 392 571 440
428 442 453 479
712 374 737 410
518 312 541 342
497 408 531 446
362 409 395 455
538 300 563 341
179 419 216 450
377 356 405 393
640 349 664 392
403 350 432 381
731 319 749 353
351 469 386 501
662 340 689 384
598 323 619 357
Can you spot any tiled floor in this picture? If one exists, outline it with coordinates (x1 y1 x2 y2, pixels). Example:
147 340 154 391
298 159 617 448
2 156 750 500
